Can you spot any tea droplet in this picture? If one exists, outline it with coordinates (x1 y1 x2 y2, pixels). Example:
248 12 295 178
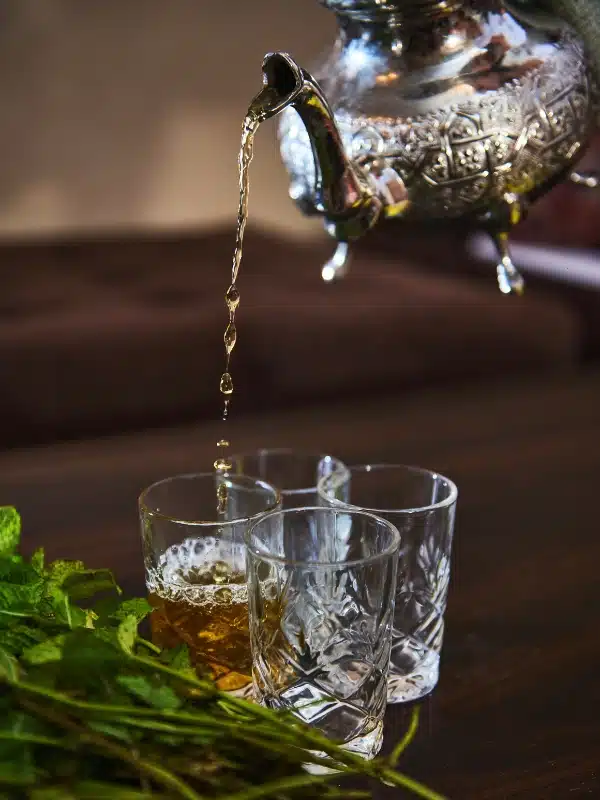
224 322 237 355
220 372 233 395
226 284 240 313
214 457 232 472
217 439 229 448
217 481 228 513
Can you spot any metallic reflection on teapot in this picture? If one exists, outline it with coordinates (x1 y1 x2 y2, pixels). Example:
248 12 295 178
257 0 599 293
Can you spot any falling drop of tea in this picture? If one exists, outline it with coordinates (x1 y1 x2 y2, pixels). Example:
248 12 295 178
226 284 240 313
224 323 237 355
220 372 233 395
214 88 280 513
217 480 229 514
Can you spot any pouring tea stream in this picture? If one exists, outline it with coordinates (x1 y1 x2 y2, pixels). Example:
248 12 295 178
215 0 600 506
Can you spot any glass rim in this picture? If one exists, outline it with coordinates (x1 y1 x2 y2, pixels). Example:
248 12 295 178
246 504 402 569
318 462 458 515
138 471 281 527
228 448 347 496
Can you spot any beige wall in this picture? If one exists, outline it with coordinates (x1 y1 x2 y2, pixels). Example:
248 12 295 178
0 0 335 239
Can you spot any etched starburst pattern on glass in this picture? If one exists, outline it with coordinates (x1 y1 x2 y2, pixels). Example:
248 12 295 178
247 506 400 761
318 464 458 703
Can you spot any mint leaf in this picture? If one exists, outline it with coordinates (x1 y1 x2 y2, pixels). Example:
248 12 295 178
0 624 47 656
0 754 36 786
86 720 134 744
30 548 45 574
22 634 67 666
57 630 125 689
92 597 152 632
160 643 194 675
0 554 39 585
45 559 86 587
116 615 138 654
116 674 182 710
110 598 152 624
67 782 153 799
0 582 45 616
42 586 87 630
0 711 55 740
61 569 121 602
0 648 19 682
0 508 20 557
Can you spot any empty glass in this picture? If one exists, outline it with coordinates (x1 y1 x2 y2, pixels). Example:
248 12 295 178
139 472 280 697
246 506 400 760
319 464 457 704
228 448 349 507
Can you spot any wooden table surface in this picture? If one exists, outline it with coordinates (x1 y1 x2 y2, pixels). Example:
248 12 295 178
1 368 599 799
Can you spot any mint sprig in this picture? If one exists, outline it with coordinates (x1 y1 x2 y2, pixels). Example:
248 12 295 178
0 506 445 799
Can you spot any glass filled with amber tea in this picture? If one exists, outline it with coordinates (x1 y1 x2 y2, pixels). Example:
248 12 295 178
139 472 280 697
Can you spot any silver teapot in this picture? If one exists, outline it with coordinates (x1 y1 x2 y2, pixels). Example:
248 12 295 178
256 0 599 293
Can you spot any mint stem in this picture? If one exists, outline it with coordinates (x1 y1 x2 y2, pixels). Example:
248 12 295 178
135 636 161 655
215 771 353 800
375 768 447 800
389 706 420 766
131 655 445 799
115 715 342 773
0 730 74 750
12 669 440 795
18 697 205 800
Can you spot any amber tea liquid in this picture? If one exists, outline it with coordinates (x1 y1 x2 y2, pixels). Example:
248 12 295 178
148 538 252 694
155 88 283 691
214 87 281 511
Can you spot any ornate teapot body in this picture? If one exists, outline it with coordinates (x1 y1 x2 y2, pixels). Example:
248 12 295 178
258 0 598 292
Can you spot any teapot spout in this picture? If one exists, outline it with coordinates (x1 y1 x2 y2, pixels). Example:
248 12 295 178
257 52 382 241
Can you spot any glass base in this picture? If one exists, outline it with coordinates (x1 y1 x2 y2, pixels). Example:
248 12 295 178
261 680 385 767
387 640 440 703
303 720 384 774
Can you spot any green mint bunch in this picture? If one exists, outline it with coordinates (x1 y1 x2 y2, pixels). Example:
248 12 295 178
0 507 443 800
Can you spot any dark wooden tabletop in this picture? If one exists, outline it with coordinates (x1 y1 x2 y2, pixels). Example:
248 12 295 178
1 368 599 799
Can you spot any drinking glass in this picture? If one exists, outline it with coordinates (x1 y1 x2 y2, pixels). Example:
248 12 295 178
319 464 457 704
139 472 280 697
246 506 401 760
228 448 349 507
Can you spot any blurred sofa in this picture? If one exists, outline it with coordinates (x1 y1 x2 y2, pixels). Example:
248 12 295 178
0 222 589 452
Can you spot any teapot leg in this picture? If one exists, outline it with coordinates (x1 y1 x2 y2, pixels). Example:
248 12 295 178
492 231 525 295
321 241 351 282
483 192 526 295
569 170 599 189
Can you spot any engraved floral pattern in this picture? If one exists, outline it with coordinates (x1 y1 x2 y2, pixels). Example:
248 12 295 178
278 37 594 219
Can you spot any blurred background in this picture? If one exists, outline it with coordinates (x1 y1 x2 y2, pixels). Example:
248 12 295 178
0 0 599 545
0 0 334 239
